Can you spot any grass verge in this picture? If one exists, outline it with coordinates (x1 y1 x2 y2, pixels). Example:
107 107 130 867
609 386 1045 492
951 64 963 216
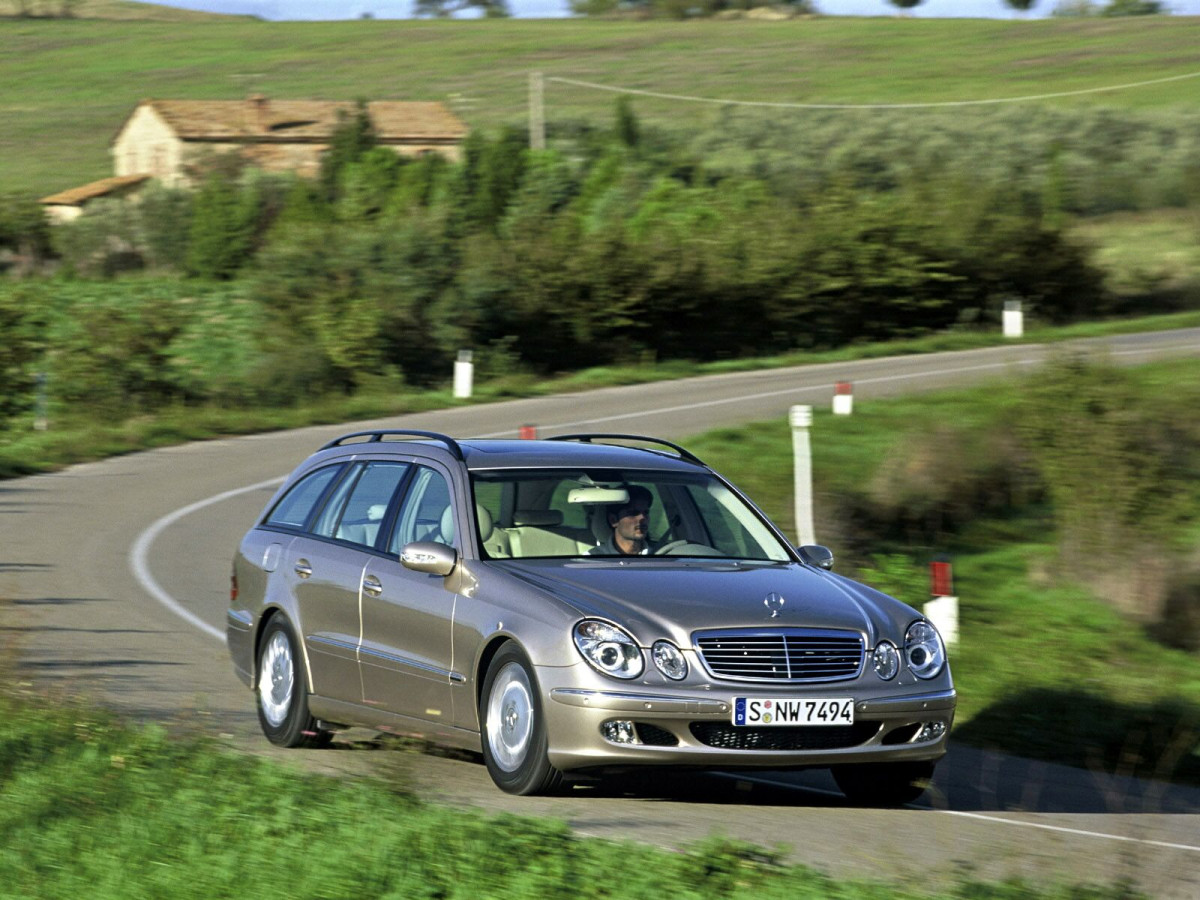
0 679 1142 899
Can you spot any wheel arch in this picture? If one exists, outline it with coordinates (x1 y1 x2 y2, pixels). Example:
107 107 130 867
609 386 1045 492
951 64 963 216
253 606 314 694
474 634 519 710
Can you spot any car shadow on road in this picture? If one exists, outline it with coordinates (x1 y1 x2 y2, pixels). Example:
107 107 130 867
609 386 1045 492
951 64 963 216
11 595 114 605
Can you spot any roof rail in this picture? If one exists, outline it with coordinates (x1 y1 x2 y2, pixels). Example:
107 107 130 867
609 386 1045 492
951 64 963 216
319 430 464 460
546 433 705 466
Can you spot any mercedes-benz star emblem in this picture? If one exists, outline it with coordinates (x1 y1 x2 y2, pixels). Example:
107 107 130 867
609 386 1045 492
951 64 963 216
764 592 786 618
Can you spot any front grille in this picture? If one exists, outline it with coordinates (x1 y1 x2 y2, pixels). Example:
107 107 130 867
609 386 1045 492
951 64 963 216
635 723 679 747
690 721 879 751
694 629 864 682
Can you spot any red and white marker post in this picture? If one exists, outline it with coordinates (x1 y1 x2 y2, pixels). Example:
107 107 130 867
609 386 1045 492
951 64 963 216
923 560 959 649
832 381 853 416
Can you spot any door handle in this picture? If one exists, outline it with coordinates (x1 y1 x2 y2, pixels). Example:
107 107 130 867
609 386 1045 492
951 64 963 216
294 559 313 578
362 575 383 597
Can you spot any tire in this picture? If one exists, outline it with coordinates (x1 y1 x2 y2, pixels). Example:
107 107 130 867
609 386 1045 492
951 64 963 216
256 615 328 748
832 760 937 807
479 642 563 795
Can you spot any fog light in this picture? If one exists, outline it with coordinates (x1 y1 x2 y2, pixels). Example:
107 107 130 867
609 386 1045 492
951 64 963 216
601 720 639 744
916 721 947 743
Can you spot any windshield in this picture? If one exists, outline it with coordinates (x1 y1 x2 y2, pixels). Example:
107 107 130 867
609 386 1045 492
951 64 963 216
470 469 793 562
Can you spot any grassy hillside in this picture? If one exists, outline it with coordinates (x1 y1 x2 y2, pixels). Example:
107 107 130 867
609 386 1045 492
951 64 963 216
2 16 1199 194
0 0 251 21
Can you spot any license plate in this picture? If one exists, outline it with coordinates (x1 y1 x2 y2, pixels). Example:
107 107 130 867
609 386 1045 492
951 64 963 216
734 697 854 727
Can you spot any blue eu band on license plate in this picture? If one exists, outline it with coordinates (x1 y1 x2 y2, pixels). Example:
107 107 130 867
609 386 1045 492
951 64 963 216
734 697 854 726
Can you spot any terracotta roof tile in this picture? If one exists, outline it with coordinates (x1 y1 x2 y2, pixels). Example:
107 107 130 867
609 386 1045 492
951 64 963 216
141 99 468 142
40 173 151 206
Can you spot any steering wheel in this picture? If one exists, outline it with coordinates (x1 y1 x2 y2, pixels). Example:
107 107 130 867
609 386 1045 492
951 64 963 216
654 540 724 557
654 539 690 555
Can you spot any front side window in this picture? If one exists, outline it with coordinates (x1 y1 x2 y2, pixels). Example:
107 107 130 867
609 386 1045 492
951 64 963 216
389 466 455 553
470 469 792 562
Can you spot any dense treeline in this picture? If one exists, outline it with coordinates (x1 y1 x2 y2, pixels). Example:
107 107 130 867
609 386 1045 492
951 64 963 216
3 101 1198 429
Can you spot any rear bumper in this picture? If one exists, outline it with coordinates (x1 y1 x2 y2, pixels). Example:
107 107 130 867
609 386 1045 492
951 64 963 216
227 608 254 689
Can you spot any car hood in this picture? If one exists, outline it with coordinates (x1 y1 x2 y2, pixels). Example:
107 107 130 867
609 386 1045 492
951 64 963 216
494 559 916 648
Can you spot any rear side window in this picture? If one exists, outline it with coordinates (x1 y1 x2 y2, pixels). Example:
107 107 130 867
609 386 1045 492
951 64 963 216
313 462 409 548
264 465 343 529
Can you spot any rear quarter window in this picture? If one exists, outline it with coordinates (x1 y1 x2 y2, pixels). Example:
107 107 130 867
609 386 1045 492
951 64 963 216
264 465 343 529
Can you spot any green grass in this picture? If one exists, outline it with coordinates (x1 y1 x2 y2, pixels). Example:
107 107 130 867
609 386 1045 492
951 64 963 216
0 0 251 21
688 357 1200 786
0 684 1143 899
3 309 1200 480
3 16 1200 194
1070 209 1200 301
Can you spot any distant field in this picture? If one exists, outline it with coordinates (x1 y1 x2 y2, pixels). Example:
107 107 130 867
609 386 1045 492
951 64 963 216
3 15 1200 194
0 0 247 21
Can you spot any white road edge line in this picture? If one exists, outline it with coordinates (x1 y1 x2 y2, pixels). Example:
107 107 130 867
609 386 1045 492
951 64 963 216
716 773 1200 853
129 477 284 643
941 809 1200 853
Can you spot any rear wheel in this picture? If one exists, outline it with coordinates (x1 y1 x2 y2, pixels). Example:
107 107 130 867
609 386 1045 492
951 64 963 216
256 616 329 748
832 760 937 806
480 642 563 795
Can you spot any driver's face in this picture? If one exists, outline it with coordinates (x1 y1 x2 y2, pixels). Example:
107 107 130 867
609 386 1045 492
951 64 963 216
613 503 650 542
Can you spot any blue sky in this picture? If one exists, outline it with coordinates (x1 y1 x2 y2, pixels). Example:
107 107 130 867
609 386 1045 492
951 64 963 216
147 1 1200 20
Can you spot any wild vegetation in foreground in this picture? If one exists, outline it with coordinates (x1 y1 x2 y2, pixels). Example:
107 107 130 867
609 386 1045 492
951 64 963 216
691 355 1200 787
0 677 1144 899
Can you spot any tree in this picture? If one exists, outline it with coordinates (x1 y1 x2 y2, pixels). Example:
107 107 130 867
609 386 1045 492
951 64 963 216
888 0 924 10
414 0 510 17
1005 0 1037 12
0 285 45 430
0 193 50 274
319 100 376 203
1101 0 1162 13
615 97 640 149
185 174 255 280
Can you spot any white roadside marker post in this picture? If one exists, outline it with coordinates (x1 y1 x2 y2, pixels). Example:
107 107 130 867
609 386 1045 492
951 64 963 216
790 404 816 547
832 381 853 415
453 350 474 399
924 560 960 649
1003 300 1024 339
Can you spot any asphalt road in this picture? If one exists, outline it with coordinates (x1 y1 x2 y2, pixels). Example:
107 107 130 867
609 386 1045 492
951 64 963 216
3 329 1200 896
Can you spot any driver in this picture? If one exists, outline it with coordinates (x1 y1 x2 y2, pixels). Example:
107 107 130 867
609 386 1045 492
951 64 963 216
589 485 658 556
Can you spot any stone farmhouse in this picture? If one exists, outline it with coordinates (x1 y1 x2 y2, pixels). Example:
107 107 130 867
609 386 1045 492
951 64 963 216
40 96 469 223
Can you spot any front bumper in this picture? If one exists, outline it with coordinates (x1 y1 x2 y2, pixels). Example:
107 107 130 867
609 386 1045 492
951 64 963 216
542 683 956 772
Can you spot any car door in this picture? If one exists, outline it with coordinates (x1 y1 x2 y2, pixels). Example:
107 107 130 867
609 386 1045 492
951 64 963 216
359 464 459 725
286 460 410 703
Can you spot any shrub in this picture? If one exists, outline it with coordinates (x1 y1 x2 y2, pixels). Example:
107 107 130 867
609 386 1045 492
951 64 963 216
0 283 46 429
1019 355 1200 621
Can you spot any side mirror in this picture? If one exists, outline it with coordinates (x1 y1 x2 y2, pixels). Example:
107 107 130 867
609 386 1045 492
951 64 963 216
798 544 834 571
400 541 457 576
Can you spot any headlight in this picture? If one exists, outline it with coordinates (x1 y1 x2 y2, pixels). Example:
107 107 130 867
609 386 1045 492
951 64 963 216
651 640 688 681
573 620 644 680
872 641 899 680
904 621 946 679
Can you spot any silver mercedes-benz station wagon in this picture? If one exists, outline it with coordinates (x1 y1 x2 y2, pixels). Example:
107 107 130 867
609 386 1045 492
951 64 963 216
227 431 955 801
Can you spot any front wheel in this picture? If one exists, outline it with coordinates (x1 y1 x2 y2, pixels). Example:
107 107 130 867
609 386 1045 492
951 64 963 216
256 615 328 748
832 760 937 806
479 642 563 795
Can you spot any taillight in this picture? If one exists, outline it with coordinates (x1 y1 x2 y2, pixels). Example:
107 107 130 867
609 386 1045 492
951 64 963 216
230 569 239 603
